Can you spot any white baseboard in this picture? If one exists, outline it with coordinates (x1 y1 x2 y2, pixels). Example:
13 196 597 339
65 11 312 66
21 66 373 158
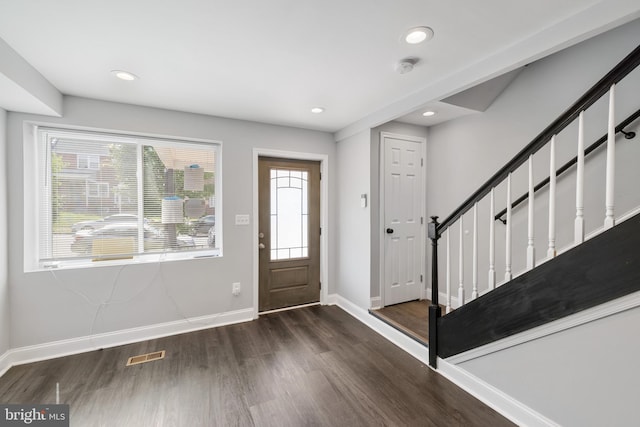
333 294 428 365
326 293 339 306
370 296 382 309
428 289 506 311
0 349 13 378
0 307 254 377
427 288 461 310
437 358 559 427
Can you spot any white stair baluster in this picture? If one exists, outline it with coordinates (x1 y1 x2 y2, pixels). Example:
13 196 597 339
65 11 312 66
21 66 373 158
575 111 585 244
505 173 512 282
548 135 557 259
472 203 478 300
446 228 452 313
458 217 465 306
604 84 616 229
488 188 496 290
527 155 535 269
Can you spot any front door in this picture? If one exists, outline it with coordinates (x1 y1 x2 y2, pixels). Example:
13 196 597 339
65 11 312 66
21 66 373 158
382 133 425 306
258 157 321 312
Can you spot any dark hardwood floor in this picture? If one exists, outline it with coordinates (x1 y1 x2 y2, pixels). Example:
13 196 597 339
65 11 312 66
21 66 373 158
0 306 514 426
371 300 430 344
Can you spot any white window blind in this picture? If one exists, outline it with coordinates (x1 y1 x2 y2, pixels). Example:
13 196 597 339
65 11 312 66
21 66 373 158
37 127 220 267
77 154 100 170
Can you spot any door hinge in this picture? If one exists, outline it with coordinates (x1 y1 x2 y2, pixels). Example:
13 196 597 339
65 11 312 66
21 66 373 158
319 282 322 290
420 274 423 283
319 227 322 236
320 172 322 180
421 158 424 167
421 217 424 225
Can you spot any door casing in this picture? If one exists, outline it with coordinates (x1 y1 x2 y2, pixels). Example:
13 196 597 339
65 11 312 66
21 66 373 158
379 132 427 307
253 149 329 318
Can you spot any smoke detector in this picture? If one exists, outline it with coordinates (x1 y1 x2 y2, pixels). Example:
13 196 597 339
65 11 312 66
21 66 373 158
396 57 419 74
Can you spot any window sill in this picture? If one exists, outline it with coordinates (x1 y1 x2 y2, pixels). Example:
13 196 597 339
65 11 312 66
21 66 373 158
31 249 222 272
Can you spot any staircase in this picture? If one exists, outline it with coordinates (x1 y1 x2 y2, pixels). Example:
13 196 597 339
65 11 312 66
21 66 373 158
438 212 640 358
428 43 640 366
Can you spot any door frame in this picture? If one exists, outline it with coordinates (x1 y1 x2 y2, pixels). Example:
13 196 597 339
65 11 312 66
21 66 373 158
378 132 427 307
252 148 329 319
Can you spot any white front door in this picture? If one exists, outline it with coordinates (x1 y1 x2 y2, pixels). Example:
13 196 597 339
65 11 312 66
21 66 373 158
382 133 425 306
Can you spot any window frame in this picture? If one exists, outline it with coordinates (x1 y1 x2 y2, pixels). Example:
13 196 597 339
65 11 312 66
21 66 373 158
26 125 223 271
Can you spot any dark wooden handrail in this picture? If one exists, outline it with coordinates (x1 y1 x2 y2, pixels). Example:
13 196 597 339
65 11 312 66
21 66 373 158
436 43 640 233
494 108 640 223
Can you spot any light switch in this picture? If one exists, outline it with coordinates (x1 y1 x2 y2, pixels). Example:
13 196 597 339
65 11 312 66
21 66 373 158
235 214 250 225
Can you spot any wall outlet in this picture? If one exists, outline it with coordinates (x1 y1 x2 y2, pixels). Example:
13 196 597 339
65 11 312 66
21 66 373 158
232 282 241 296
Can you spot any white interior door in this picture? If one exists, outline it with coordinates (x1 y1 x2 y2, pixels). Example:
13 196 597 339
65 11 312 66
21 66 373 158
382 133 425 306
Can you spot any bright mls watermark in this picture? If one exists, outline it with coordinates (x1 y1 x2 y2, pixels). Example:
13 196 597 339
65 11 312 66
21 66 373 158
0 405 69 426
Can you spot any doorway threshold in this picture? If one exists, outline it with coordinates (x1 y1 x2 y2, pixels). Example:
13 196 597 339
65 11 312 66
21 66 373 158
259 302 321 316
369 300 429 347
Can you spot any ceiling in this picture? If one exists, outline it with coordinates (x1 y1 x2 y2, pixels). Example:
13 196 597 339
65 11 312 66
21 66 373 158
0 0 638 137
395 67 524 126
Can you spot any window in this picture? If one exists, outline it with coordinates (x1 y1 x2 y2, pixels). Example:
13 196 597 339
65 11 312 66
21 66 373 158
34 127 221 269
77 154 100 170
270 169 309 260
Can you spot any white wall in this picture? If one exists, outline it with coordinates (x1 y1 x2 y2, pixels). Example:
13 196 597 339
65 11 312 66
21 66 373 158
458 303 640 426
369 122 428 302
427 19 640 302
7 96 336 349
335 129 371 309
0 37 62 116
335 120 429 309
0 108 9 356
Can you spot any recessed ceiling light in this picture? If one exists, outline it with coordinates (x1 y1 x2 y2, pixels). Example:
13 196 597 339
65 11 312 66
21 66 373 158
422 110 436 117
311 107 325 114
111 70 138 81
404 26 434 44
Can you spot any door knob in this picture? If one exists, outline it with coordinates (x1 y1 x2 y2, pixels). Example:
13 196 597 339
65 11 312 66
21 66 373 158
259 243 266 249
386 228 394 234
258 232 264 239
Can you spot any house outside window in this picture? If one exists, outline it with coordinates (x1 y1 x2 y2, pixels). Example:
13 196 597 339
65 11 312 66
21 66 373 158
77 154 100 170
87 181 109 198
31 127 221 270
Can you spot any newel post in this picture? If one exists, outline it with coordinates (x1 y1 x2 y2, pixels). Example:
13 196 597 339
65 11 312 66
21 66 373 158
428 216 442 368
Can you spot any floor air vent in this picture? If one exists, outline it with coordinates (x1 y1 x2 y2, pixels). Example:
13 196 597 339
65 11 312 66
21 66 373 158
126 350 166 366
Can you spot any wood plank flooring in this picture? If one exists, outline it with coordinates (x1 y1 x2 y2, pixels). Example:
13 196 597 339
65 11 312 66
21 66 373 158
0 306 514 426
371 300 429 344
